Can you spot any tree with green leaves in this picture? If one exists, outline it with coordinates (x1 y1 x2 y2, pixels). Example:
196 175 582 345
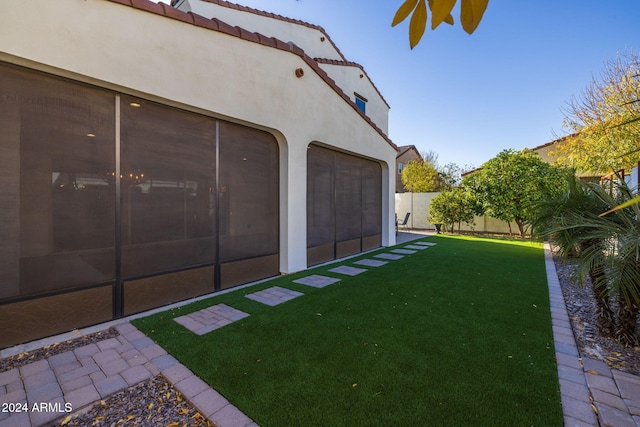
401 158 442 192
429 187 481 232
392 0 489 49
553 52 640 174
463 149 568 237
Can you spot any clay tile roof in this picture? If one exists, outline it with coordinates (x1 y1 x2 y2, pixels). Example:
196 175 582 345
104 0 396 150
314 58 390 109
181 0 348 61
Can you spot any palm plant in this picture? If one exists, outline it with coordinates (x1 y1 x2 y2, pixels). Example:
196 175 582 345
533 172 615 337
573 180 640 346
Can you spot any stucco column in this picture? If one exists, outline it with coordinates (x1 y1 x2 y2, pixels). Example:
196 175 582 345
279 141 308 274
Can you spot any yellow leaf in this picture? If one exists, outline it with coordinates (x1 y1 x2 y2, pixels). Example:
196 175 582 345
60 415 72 426
409 0 428 49
148 403 155 410
165 423 180 427
586 370 599 375
460 0 489 34
429 0 456 29
100 400 107 406
444 13 454 25
125 414 136 421
178 408 190 415
591 403 598 415
392 0 419 27
177 391 183 403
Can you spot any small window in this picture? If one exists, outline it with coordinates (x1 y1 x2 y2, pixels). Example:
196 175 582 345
398 163 404 174
354 93 367 114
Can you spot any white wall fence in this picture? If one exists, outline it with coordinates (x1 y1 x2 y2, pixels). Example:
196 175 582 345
395 192 514 235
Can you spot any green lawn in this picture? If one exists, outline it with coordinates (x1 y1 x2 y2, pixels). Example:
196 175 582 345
133 235 563 426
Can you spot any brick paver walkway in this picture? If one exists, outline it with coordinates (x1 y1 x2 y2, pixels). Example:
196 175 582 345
0 323 256 427
353 259 388 267
545 243 640 426
245 286 304 307
174 304 250 336
327 265 367 276
293 275 340 288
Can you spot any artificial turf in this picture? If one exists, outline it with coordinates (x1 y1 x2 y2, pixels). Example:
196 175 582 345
132 235 563 426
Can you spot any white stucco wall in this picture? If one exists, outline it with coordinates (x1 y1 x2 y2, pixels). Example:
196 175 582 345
0 0 397 274
396 192 515 234
178 0 343 61
179 0 390 135
318 63 389 135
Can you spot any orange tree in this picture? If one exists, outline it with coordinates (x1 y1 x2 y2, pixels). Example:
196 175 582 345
462 149 568 237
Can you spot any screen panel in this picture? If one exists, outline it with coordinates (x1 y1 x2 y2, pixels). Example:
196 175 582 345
0 63 116 298
120 97 216 278
218 121 279 263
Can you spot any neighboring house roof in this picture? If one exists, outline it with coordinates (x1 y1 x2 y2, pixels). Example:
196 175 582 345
396 145 421 159
529 133 577 152
107 0 396 150
314 58 391 109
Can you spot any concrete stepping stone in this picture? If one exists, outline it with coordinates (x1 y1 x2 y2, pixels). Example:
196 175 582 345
328 265 367 276
174 304 249 335
390 248 416 255
413 241 437 246
354 259 387 267
374 253 404 260
293 274 340 288
404 244 428 250
245 286 304 306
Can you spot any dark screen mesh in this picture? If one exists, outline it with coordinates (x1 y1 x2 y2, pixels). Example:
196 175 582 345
120 96 216 277
218 121 279 262
0 63 116 297
306 145 335 247
306 145 382 265
361 160 382 237
335 152 362 242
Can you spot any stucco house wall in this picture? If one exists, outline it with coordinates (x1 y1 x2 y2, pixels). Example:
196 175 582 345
175 0 390 135
0 0 397 348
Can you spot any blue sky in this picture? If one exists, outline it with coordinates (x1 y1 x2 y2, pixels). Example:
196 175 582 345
154 1 640 169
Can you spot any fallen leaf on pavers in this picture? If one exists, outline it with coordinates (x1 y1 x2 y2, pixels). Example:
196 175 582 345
586 370 599 375
591 404 598 415
100 400 107 406
165 422 180 427
178 408 190 415
177 391 183 402
60 415 72 426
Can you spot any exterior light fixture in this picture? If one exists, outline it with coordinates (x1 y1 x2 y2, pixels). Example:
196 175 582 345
295 68 304 78
129 102 141 108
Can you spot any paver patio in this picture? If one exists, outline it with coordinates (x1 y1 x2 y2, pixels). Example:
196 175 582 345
353 259 388 267
328 266 367 276
174 304 250 336
293 275 341 288
245 286 304 306
374 253 404 260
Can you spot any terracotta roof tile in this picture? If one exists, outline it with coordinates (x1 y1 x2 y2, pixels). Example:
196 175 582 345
160 3 193 23
131 0 163 13
104 0 395 150
185 0 348 62
192 12 218 30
